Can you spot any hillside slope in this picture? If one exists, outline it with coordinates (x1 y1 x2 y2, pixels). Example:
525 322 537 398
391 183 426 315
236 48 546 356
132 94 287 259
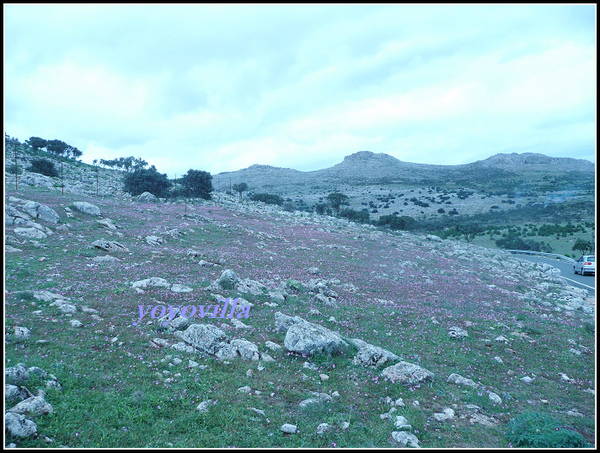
4 184 595 448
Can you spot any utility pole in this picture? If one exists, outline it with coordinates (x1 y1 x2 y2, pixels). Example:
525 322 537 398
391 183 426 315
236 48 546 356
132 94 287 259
14 141 18 191
60 155 64 195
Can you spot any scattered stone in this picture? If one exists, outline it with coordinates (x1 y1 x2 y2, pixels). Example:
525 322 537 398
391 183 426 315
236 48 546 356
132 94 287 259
447 373 479 388
316 423 330 434
5 384 35 405
433 408 455 422
14 227 47 239
319 374 329 381
448 326 469 338
97 218 118 230
350 338 400 368
215 338 260 361
5 365 30 385
145 235 163 246
70 320 83 328
131 277 171 289
13 326 31 340
381 361 434 385
395 415 412 430
488 392 502 404
196 400 213 413
218 269 239 290
72 201 102 216
284 320 348 356
391 431 420 448
265 341 282 351
4 412 38 438
170 283 193 293
281 423 297 434
174 324 228 355
238 386 252 394
136 192 158 203
8 395 54 416
23 201 60 224
92 239 129 253
520 376 534 384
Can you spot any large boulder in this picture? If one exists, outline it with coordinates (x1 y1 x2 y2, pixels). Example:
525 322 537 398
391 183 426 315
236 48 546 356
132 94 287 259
23 201 60 224
175 324 228 355
5 365 30 385
131 277 171 289
136 192 158 203
215 339 260 361
19 173 55 189
4 412 38 438
72 201 102 216
5 384 34 405
8 395 54 416
284 321 348 356
218 269 239 290
382 361 434 385
274 312 308 333
14 227 47 239
350 339 400 368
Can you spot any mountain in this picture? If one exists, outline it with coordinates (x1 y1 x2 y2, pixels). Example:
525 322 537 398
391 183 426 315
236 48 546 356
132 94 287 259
216 151 594 193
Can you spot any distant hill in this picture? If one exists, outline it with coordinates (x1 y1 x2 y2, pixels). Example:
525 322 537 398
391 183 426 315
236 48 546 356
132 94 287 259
216 151 594 193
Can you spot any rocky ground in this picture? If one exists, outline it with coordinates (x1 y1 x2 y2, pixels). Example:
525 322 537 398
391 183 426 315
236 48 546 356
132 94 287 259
4 179 596 448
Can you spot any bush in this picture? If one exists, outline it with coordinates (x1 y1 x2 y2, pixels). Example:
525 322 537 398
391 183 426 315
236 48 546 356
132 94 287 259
180 169 213 199
339 208 370 224
250 193 283 205
505 412 588 448
6 164 22 175
123 166 172 197
28 158 59 177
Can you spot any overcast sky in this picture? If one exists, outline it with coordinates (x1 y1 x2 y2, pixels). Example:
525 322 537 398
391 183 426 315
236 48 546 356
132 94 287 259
4 4 596 176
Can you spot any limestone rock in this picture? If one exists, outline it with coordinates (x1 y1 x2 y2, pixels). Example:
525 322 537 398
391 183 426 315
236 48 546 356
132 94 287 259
131 277 171 289
72 201 102 216
391 431 420 448
215 339 260 361
23 201 59 224
218 269 239 290
5 365 30 385
381 361 434 385
136 192 158 203
92 239 129 252
280 423 297 434
350 338 399 368
284 321 348 356
448 326 469 338
5 384 34 405
4 412 38 438
14 227 47 239
8 395 54 416
447 373 479 388
175 324 228 355
433 408 455 422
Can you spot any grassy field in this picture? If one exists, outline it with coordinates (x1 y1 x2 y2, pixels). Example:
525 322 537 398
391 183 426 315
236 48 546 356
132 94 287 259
4 185 596 448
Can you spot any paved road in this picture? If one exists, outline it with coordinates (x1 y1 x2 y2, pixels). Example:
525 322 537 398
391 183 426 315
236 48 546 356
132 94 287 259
513 254 595 297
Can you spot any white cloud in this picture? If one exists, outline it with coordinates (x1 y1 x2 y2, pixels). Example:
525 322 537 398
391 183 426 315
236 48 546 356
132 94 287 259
4 4 595 175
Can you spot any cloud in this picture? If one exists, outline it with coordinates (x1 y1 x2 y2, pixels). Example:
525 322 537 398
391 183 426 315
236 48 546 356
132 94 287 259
4 4 596 176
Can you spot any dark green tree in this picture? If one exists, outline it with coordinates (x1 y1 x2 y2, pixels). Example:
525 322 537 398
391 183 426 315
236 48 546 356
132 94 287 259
181 169 213 199
327 192 349 213
572 238 594 255
232 182 248 200
26 137 47 151
123 165 172 197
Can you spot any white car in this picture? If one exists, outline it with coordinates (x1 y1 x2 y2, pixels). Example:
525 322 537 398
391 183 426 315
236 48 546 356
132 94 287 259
573 255 595 276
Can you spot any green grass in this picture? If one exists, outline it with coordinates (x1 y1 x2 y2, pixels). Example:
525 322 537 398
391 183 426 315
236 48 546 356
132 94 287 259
4 184 595 448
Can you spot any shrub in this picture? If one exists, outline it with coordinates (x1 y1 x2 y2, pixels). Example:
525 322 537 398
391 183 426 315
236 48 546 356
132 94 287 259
28 158 59 177
505 412 588 448
250 193 283 206
6 164 22 175
123 165 172 197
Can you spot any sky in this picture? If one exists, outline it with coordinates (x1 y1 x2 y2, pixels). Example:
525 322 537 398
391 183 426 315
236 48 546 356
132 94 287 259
4 4 596 177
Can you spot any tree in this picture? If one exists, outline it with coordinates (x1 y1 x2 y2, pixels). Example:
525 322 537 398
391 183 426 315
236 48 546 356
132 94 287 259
26 137 47 152
326 192 349 213
181 169 213 199
232 182 248 200
572 238 593 255
250 193 283 205
457 224 483 242
123 165 172 197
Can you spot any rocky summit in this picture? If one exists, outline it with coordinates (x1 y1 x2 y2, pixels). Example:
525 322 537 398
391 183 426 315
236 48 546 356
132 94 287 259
3 163 595 448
